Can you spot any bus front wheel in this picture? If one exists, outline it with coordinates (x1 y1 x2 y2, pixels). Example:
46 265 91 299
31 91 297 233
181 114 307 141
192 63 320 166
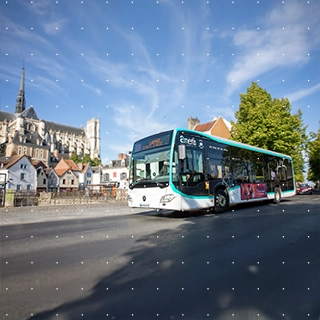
274 187 281 204
214 189 228 213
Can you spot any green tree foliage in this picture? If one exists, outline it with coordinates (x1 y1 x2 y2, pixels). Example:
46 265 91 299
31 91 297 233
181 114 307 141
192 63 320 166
81 154 92 164
307 128 320 183
70 152 81 164
230 82 307 181
91 157 101 166
70 152 101 166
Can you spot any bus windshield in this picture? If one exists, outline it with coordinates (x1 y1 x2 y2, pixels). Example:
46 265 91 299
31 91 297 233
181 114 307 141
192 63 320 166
129 131 173 188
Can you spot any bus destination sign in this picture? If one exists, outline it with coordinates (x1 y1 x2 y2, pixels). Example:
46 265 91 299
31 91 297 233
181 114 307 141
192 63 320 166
133 131 172 153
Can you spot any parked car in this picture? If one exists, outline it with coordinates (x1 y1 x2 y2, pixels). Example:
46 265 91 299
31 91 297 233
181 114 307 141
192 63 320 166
296 184 312 195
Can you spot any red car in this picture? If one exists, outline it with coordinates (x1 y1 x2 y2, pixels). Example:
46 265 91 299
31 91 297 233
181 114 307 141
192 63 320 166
296 184 312 195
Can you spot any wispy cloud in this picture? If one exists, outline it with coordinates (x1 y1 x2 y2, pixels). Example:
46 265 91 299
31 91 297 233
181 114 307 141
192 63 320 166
113 104 175 141
285 83 320 103
26 0 52 16
81 83 102 96
42 18 68 35
225 0 320 95
1 16 50 47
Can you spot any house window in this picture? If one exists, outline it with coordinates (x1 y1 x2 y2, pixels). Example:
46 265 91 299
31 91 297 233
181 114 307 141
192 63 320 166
40 149 43 157
23 147 27 155
86 180 91 185
87 173 92 178
71 180 74 185
27 184 31 190
36 149 39 158
16 185 22 191
20 173 26 180
43 178 46 184
62 179 66 185
18 146 22 155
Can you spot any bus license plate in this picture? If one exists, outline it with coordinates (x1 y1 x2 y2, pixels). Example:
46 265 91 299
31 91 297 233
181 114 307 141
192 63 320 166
139 203 150 208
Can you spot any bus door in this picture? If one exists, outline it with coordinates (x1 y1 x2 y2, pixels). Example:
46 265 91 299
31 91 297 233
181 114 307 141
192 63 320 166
278 164 288 191
178 143 207 196
205 140 229 194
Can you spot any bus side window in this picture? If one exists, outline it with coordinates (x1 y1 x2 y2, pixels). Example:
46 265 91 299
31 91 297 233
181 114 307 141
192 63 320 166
278 166 287 181
208 161 218 179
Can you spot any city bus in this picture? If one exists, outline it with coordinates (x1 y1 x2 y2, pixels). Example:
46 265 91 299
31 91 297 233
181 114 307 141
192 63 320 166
127 128 296 213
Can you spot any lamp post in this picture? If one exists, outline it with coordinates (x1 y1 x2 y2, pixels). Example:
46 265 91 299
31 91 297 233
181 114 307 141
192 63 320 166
0 173 7 207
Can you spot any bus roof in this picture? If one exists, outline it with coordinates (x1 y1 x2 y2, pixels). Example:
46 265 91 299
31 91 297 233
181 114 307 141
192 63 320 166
175 128 292 160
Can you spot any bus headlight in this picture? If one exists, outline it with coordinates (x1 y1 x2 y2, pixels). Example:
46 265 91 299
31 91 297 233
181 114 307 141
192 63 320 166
128 195 133 202
160 194 175 203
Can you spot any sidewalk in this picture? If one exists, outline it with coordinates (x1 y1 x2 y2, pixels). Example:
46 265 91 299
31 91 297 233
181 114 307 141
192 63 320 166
0 200 138 226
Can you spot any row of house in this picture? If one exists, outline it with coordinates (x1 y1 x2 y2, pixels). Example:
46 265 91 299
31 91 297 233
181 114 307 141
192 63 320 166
0 153 130 194
0 155 97 193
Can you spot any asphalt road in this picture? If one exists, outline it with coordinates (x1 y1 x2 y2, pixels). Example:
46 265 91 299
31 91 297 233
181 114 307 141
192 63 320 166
0 195 319 320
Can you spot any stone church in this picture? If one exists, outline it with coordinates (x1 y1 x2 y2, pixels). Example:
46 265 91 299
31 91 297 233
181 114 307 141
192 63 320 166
0 67 100 166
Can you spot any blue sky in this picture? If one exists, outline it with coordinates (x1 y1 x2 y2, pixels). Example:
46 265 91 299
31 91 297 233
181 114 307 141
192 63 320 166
1 0 319 165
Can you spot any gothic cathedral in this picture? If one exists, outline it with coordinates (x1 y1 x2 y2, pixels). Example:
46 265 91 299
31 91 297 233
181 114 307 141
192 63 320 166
0 66 100 166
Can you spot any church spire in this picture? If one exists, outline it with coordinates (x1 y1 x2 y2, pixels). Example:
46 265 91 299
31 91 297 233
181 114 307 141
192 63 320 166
15 62 26 113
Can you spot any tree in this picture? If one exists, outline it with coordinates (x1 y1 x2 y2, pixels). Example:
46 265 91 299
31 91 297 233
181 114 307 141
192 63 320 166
70 152 81 164
91 157 101 166
81 154 92 164
70 152 101 166
230 82 307 182
307 128 320 183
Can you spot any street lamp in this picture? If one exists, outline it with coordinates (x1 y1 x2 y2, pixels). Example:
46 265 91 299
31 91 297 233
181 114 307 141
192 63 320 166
0 173 7 207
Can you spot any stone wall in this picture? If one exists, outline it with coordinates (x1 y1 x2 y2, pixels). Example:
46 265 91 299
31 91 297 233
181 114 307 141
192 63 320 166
37 189 128 206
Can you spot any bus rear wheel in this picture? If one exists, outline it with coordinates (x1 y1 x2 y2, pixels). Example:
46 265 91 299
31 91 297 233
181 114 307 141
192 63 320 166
273 187 281 204
214 189 228 213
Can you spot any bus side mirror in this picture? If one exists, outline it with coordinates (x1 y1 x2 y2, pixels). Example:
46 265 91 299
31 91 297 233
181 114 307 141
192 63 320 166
178 144 186 160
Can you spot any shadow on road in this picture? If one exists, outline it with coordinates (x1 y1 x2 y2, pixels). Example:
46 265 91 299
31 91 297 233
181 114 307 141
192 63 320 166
28 199 320 320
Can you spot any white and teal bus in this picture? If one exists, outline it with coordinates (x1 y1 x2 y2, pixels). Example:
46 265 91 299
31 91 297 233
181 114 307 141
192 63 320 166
127 129 296 213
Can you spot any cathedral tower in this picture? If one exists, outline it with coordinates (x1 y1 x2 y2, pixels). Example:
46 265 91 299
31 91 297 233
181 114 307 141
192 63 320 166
86 118 100 160
15 64 26 113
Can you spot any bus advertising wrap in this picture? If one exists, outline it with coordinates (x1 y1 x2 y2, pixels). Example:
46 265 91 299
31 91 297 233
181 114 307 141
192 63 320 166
240 183 267 200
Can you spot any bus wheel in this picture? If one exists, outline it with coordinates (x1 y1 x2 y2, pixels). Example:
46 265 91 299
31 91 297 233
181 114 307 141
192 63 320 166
274 187 281 204
214 189 228 213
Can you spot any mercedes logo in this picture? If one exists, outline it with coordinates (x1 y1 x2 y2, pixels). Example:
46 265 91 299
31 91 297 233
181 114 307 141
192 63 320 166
142 196 146 202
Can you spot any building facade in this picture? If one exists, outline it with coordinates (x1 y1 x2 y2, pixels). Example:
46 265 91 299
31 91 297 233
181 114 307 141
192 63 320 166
0 155 37 192
102 153 129 183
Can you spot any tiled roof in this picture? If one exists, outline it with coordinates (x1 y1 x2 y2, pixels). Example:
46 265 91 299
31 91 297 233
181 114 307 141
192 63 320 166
64 159 79 171
12 131 48 148
54 168 69 177
0 110 16 122
0 154 25 169
54 158 79 177
81 163 89 173
194 119 217 132
32 160 48 169
20 106 39 120
45 121 85 136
